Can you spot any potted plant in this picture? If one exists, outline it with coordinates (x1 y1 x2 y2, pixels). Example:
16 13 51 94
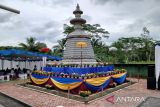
60 73 64 77
52 73 55 76
109 82 117 88
121 69 127 73
73 75 76 78
45 84 53 90
79 91 91 97
75 75 79 79
64 74 68 78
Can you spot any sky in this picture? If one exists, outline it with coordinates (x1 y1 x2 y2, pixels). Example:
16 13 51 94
0 0 160 48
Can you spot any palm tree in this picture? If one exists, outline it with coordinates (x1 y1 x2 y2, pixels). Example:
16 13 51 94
19 37 47 52
52 38 66 56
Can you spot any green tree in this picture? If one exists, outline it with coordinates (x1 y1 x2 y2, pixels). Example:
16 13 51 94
19 37 47 52
140 27 154 61
93 40 109 62
54 24 110 61
111 28 156 64
111 37 139 63
0 46 21 50
63 24 109 40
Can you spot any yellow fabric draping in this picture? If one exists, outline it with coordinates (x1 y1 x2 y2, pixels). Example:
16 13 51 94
50 78 82 90
85 76 111 86
30 75 49 85
112 72 127 78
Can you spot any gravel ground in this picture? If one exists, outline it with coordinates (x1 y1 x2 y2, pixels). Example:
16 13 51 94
0 78 160 107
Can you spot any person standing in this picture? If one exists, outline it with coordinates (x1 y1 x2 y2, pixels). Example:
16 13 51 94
33 65 37 71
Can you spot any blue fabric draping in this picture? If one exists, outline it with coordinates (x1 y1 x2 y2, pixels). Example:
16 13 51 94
64 67 91 74
51 77 83 84
43 65 114 75
43 67 64 73
31 73 49 79
30 73 49 85
96 66 114 72
84 78 111 92
50 77 83 90
0 49 62 61
112 73 127 84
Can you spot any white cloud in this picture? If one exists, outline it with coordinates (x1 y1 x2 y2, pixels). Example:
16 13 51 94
0 0 160 48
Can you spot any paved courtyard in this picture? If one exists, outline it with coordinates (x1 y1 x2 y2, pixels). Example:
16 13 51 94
0 78 159 107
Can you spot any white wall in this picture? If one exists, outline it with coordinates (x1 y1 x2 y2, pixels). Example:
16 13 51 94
155 45 160 88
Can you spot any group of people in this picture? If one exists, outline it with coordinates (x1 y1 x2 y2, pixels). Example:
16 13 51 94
0 65 32 80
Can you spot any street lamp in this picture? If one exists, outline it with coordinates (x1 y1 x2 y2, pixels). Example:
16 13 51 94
0 4 20 14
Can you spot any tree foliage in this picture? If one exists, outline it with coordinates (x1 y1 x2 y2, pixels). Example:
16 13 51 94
54 23 110 60
55 25 157 63
63 24 109 39
52 38 66 57
110 27 155 63
19 37 47 52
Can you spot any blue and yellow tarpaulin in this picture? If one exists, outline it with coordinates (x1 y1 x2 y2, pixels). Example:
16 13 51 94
112 72 127 84
30 74 49 85
30 73 127 91
84 76 111 91
50 77 83 90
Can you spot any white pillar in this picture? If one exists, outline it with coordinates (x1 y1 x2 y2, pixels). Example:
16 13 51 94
0 59 2 70
42 57 47 67
155 45 160 88
10 60 13 69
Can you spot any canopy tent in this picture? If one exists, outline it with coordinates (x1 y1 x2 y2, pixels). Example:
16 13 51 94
0 49 62 70
0 49 62 61
155 44 160 88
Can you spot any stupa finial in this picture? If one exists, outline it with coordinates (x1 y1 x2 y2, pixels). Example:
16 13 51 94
70 4 86 25
76 3 80 11
73 3 83 15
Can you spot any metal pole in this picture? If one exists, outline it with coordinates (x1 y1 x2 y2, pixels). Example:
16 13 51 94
138 65 140 82
2 59 4 70
101 86 103 97
10 56 13 69
68 86 70 99
0 4 20 14
81 45 82 67
67 86 70 107
10 60 13 69
24 61 26 69
0 59 2 70
129 65 132 84
25 57 27 69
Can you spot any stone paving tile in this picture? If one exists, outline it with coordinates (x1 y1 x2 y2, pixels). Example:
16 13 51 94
0 78 160 107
